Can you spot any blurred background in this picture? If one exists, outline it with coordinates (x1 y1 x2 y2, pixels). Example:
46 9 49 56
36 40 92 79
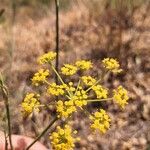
0 0 150 149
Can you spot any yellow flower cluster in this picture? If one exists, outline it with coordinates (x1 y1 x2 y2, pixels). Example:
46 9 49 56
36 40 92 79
32 69 49 86
47 83 66 96
21 93 40 116
56 100 76 118
66 82 76 93
90 109 111 133
56 85 88 118
23 50 130 148
113 86 129 109
50 125 79 150
61 60 92 76
92 85 108 99
72 86 88 108
75 60 92 70
81 76 96 86
61 64 78 76
38 51 56 64
102 58 122 73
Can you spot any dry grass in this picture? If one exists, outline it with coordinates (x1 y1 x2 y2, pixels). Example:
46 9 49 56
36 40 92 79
0 1 150 149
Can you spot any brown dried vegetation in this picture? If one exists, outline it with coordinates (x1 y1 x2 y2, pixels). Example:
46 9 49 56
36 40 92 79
0 1 150 149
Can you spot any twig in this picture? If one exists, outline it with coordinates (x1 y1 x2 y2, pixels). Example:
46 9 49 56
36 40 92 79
55 0 60 85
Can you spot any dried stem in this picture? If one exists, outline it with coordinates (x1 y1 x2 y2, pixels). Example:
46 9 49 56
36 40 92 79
0 76 13 150
55 0 60 84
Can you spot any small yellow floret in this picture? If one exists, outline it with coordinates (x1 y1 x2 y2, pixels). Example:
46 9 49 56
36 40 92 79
75 60 92 70
81 76 96 86
66 82 76 93
61 64 77 76
50 125 79 150
47 83 66 96
56 100 76 118
72 87 88 108
92 85 108 99
38 51 56 64
21 93 40 116
113 86 129 109
32 69 49 86
90 109 111 133
102 58 122 73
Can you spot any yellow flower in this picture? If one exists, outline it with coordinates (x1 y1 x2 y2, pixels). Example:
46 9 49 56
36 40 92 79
31 69 49 86
102 58 122 73
56 100 76 118
61 64 77 76
76 60 92 70
113 86 129 109
38 51 56 64
50 125 79 150
66 82 76 93
90 109 111 133
47 83 66 96
21 93 40 116
92 85 108 99
81 76 96 86
72 86 88 108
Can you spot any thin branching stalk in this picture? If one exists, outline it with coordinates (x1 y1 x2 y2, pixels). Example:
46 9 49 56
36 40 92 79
50 63 72 97
25 116 58 150
55 0 60 84
87 98 113 102
0 76 13 150
51 63 65 85
74 79 81 96
86 78 101 92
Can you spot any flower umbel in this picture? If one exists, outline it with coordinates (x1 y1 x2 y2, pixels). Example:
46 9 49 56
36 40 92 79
92 85 108 99
113 86 129 109
102 58 122 73
21 93 40 116
56 100 76 118
47 83 66 96
50 125 79 150
61 64 77 76
81 76 96 86
76 60 92 70
32 69 49 86
38 51 56 64
90 109 111 133
72 86 88 108
66 82 76 93
23 51 130 149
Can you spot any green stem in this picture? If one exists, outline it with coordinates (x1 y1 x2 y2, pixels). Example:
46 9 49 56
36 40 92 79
87 98 113 102
55 0 59 85
66 95 71 99
0 77 13 150
51 63 65 85
85 70 109 93
86 78 101 93
50 63 72 97
74 79 81 96
45 80 50 85
25 116 58 150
